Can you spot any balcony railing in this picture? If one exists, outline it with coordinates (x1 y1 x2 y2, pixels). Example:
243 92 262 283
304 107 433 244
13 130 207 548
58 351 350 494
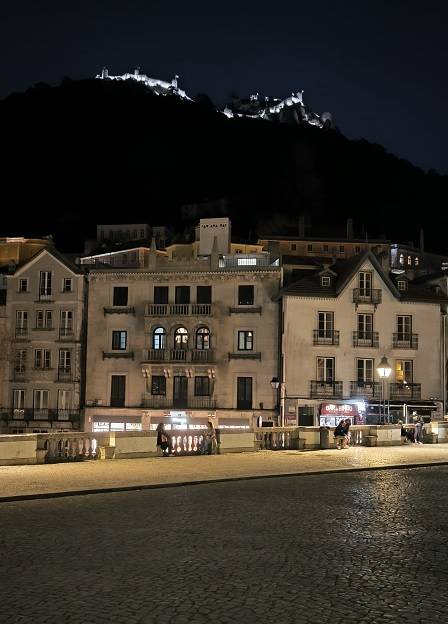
13 368 27 381
145 303 212 316
104 306 135 315
38 293 53 302
142 349 215 363
389 383 421 400
59 327 75 340
58 367 73 381
350 381 381 398
141 395 216 409
6 408 80 422
352 289 382 304
392 333 419 349
15 327 28 339
310 380 343 398
352 331 379 348
313 330 340 346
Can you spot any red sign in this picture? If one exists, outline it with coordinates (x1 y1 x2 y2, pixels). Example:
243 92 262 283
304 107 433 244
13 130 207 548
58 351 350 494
320 403 359 417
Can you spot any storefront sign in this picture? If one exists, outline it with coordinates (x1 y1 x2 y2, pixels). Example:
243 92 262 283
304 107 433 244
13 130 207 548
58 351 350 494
320 403 359 417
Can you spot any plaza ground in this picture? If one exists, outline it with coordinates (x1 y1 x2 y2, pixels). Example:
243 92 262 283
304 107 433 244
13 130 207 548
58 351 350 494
1 443 448 501
1 466 448 623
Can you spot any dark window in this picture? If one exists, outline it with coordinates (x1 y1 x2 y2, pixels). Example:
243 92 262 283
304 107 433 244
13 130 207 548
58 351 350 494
173 376 188 408
154 286 168 304
291 244 297 251
238 330 253 350
238 285 254 306
112 330 127 350
151 376 166 395
197 286 212 304
298 407 314 426
339 246 344 253
175 286 190 304
63 278 72 292
355 246 361 253
110 375 126 407
307 244 313 252
323 245 329 252
113 287 128 306
194 376 210 396
19 279 28 292
237 377 252 409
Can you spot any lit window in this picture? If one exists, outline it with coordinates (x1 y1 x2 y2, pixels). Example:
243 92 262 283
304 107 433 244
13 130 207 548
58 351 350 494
397 281 407 291
152 327 166 350
321 276 331 286
415 257 419 266
238 330 253 350
407 256 412 265
399 254 404 265
237 258 257 266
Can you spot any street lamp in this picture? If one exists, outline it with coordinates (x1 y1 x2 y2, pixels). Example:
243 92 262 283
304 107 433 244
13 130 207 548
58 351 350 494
270 377 286 427
376 356 392 424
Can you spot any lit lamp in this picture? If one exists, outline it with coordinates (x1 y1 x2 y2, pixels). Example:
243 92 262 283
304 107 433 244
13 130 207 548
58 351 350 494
376 356 392 424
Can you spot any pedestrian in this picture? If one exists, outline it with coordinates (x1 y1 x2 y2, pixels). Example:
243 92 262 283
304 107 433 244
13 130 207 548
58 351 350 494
203 420 217 455
414 417 424 445
344 419 351 447
156 423 171 456
334 419 347 449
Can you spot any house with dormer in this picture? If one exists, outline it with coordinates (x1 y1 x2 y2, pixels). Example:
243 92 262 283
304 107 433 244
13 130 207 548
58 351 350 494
0 248 86 433
280 251 447 426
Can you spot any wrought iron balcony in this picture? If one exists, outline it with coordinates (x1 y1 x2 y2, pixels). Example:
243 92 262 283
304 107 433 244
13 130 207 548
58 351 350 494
352 331 379 348
389 383 421 400
142 349 215 363
7 408 80 422
145 303 212 316
58 367 73 381
392 333 419 349
313 330 340 346
310 380 343 398
350 381 381 398
38 293 53 302
141 395 216 409
352 289 382 305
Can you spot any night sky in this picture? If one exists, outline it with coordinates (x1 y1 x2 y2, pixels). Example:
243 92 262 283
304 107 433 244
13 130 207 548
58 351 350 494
2 0 448 173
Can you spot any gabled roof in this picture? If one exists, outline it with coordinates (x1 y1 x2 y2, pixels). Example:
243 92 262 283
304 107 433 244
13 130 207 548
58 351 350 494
280 250 448 303
12 247 84 276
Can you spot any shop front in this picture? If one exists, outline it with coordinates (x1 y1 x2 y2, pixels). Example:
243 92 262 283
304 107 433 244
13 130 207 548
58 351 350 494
92 415 142 432
319 402 365 427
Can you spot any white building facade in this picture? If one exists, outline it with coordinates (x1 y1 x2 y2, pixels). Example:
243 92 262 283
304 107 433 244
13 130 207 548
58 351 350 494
281 252 447 426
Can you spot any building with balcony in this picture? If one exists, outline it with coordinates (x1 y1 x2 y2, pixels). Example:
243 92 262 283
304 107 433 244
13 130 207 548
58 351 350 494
83 219 281 433
0 248 86 433
280 251 447 426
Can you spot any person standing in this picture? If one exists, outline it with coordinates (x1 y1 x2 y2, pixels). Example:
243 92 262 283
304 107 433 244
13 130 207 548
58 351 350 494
334 419 347 449
156 423 171 456
203 420 217 455
344 419 352 447
414 418 424 445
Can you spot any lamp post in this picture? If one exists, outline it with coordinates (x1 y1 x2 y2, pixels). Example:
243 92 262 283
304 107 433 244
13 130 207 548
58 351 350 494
376 356 392 424
270 377 286 427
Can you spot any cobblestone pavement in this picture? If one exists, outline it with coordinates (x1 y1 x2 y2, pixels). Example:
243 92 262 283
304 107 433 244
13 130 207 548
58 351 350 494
1 467 448 623
1 444 448 500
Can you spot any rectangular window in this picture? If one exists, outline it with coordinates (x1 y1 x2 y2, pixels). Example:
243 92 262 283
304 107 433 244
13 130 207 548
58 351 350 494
357 313 373 338
173 376 188 408
60 310 73 331
36 310 52 329
35 349 51 369
112 330 127 350
175 286 190 304
321 276 331 287
317 357 334 382
291 243 297 251
12 389 25 410
58 390 72 411
197 286 212 304
238 285 254 306
63 278 73 292
110 375 126 407
237 377 252 409
357 358 374 383
58 349 71 370
151 375 166 395
16 310 28 328
15 349 27 372
194 376 210 396
397 315 411 338
238 330 253 350
318 312 334 337
359 271 372 296
397 280 407 291
33 389 49 410
355 246 361 253
339 246 345 253
19 279 28 292
396 360 413 384
113 286 128 306
39 271 52 297
154 286 169 304
307 244 313 252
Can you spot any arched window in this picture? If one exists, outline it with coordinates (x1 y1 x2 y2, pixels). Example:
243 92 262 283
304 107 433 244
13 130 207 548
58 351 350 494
407 256 412 265
399 253 404 265
152 327 166 350
196 327 210 350
174 327 188 350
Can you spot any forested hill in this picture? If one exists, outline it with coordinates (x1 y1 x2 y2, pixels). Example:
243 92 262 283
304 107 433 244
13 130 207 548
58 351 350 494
1 78 447 252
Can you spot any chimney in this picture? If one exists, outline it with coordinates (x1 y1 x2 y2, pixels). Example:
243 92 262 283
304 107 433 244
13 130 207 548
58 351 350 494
420 229 424 253
298 215 305 238
346 218 353 240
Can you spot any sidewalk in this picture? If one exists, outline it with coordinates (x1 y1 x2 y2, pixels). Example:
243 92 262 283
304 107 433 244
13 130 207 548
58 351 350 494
1 444 448 502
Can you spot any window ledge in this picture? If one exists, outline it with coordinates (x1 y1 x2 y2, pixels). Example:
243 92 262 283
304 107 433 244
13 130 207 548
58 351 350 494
228 352 261 361
103 351 135 359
